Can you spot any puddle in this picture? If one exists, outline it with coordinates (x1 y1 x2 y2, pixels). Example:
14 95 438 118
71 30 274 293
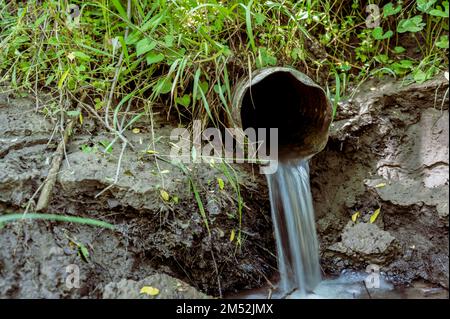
229 270 449 299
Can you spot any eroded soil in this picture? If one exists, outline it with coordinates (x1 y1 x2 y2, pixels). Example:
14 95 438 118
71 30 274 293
0 74 448 298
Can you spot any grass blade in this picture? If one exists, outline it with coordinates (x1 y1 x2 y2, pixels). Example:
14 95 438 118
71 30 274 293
0 213 115 230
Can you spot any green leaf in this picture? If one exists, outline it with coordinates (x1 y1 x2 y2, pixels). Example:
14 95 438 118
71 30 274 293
429 2 449 17
136 38 156 56
164 34 174 47
45 74 55 86
140 286 160 296
413 69 428 83
436 35 449 49
255 12 266 26
196 81 209 100
213 84 226 94
383 2 402 17
111 0 128 20
175 94 191 107
369 208 381 223
66 110 80 117
77 242 90 262
80 144 93 153
125 31 141 45
416 0 437 13
375 54 391 64
372 27 393 40
392 59 413 68
351 211 360 223
155 76 172 94
398 59 414 68
256 47 277 68
146 52 165 65
390 59 414 75
58 69 70 90
99 140 113 153
244 0 256 53
230 229 235 242
393 46 406 53
192 68 201 110
217 177 225 190
72 51 91 61
397 16 426 33
160 189 170 201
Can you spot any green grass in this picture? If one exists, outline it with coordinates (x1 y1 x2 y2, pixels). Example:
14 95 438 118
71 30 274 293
1 0 447 129
0 213 116 230
0 0 448 238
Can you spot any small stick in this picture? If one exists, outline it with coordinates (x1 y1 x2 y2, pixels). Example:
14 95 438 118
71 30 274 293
280 288 296 299
35 92 87 211
267 288 273 299
363 280 372 299
35 118 76 211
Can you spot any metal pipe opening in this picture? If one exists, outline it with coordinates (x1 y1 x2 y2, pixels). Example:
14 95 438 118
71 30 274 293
232 67 332 160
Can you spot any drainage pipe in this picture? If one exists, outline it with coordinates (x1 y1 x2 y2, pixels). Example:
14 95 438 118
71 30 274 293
231 67 332 161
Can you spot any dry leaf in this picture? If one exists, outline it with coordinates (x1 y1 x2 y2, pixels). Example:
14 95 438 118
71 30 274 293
217 178 225 190
160 170 170 174
140 286 160 296
351 211 360 222
369 208 381 223
146 150 158 155
230 229 235 242
375 183 386 188
160 189 170 201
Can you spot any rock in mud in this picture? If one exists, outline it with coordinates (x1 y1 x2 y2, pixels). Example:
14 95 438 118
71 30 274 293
327 222 399 265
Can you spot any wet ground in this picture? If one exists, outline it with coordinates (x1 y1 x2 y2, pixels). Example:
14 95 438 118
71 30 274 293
0 73 449 298
230 273 449 299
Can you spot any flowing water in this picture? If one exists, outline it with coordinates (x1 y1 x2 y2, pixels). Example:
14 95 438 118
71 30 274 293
230 158 448 299
266 158 321 296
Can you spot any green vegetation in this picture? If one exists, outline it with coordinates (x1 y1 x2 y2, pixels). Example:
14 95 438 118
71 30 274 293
0 0 448 127
0 0 447 236
0 213 116 230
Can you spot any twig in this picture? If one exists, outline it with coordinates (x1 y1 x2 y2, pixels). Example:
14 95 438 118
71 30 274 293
363 280 372 299
34 92 88 211
35 118 76 211
209 235 223 298
280 287 296 299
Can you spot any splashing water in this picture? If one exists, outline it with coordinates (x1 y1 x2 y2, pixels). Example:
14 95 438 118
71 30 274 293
266 158 321 296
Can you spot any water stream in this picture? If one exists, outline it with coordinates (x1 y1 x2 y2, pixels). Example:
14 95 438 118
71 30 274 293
265 158 321 296
229 158 448 299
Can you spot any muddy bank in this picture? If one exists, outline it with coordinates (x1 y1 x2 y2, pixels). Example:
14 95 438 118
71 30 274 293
0 89 275 298
0 73 448 298
311 74 449 288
